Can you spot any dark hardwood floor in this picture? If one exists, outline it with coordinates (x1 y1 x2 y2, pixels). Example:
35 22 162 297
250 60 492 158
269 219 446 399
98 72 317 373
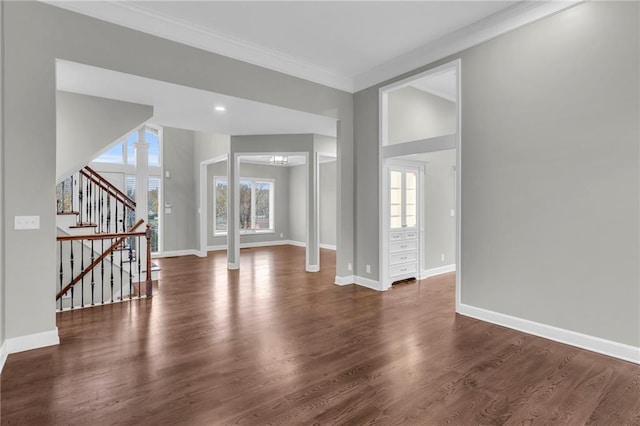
2 245 639 425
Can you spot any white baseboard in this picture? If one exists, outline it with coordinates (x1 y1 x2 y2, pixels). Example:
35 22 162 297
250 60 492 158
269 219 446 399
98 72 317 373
287 240 306 248
227 262 239 270
354 276 385 291
320 244 336 251
4 328 60 356
153 249 199 258
335 275 354 286
306 265 319 272
0 340 7 374
458 304 640 365
208 245 226 251
334 275 384 291
420 264 456 279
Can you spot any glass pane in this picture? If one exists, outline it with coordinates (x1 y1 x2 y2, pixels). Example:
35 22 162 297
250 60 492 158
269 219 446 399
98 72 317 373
390 188 402 204
406 204 416 217
148 176 160 252
147 131 160 167
406 172 417 190
390 216 402 229
126 132 138 165
239 181 252 230
406 215 417 228
390 204 402 217
254 182 271 230
215 179 228 232
125 175 136 230
56 176 74 212
94 142 124 164
406 189 417 205
390 171 402 189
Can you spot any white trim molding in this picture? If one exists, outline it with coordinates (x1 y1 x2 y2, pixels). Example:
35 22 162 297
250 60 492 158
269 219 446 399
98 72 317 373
458 304 640 365
354 276 385 292
152 249 199 258
4 328 60 356
335 275 355 286
320 243 336 251
420 264 456 280
0 341 8 374
227 262 239 270
306 265 320 273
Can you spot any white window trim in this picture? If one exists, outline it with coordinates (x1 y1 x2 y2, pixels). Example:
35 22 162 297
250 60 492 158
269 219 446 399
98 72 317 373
213 176 275 236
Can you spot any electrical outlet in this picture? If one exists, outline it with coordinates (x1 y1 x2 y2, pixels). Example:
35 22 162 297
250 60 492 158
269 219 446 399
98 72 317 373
347 262 352 272
280 233 283 238
450 209 455 217
441 254 445 262
366 264 371 274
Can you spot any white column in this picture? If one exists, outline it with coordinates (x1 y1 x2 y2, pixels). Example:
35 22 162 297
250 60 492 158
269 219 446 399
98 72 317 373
306 152 320 272
227 154 240 269
135 128 149 272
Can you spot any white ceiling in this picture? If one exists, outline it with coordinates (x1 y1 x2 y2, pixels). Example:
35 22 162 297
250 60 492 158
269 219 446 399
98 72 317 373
57 60 337 136
46 1 581 92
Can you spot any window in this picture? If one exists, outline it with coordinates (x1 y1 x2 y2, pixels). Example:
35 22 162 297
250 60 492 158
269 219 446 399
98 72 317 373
214 177 274 235
93 127 160 166
126 175 161 253
94 142 125 164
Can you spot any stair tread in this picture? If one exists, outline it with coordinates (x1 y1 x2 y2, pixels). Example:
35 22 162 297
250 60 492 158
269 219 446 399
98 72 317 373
57 211 80 216
69 222 98 228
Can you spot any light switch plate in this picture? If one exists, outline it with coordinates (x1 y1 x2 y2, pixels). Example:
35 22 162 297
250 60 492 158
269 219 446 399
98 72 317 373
15 215 40 230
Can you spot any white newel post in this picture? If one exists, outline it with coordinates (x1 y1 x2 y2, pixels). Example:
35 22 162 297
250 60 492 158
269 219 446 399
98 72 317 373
135 128 149 275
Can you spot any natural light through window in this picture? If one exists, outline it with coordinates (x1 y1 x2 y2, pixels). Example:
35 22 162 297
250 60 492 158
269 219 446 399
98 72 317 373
214 177 274 235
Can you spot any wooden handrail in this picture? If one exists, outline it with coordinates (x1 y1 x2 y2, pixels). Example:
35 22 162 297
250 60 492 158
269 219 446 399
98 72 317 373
57 230 146 242
56 219 145 300
80 167 136 210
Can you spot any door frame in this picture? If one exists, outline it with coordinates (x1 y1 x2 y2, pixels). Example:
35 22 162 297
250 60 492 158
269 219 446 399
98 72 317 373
378 59 461 311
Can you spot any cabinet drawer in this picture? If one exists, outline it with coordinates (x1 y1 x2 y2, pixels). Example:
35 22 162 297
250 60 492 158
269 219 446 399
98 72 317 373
389 240 417 253
404 230 418 240
390 251 417 265
389 232 404 242
390 262 417 277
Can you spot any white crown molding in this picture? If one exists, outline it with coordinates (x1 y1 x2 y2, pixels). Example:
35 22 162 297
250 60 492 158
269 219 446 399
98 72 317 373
42 0 353 92
42 0 582 94
458 304 640 365
353 1 584 92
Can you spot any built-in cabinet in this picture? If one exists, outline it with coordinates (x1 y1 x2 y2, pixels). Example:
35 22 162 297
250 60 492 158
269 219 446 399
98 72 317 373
386 164 421 283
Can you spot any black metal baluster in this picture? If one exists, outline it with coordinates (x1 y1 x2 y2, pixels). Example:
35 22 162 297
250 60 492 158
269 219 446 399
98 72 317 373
71 174 75 212
59 241 63 311
90 240 95 306
128 245 133 300
110 238 115 303
101 239 105 304
78 173 84 224
120 241 124 301
137 235 142 298
80 238 85 308
93 181 97 229
106 195 111 234
70 242 75 309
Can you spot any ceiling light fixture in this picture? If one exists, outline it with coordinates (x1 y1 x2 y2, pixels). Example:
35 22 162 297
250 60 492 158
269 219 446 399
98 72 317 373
214 105 226 112
270 155 288 166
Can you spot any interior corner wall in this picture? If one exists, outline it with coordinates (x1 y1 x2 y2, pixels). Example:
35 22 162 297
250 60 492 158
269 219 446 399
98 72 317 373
3 1 353 344
56 91 153 182
0 0 6 356
354 0 640 347
162 127 196 252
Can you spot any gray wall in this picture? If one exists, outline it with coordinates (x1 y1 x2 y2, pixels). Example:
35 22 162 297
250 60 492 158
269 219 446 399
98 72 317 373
288 165 307 243
162 127 196 252
2 1 353 343
0 0 5 353
354 1 640 346
419 150 456 269
388 87 456 144
209 162 290 246
56 91 153 181
319 161 337 247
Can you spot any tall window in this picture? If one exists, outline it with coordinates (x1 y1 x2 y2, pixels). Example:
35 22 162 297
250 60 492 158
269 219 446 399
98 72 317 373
126 175 160 252
214 177 274 235
94 128 160 166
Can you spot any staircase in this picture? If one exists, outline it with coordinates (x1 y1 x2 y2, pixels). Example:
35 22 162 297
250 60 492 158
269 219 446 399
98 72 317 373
56 166 158 311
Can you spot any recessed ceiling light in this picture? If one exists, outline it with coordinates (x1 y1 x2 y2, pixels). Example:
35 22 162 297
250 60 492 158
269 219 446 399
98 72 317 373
214 105 226 112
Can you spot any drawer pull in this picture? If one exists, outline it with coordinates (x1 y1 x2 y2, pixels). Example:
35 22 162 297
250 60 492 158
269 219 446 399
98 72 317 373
401 268 407 272
400 256 407 260
400 245 407 248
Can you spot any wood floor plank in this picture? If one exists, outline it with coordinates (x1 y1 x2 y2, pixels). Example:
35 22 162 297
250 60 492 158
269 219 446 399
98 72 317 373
1 246 639 425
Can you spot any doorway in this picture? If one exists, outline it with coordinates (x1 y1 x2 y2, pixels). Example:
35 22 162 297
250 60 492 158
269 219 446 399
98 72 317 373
379 59 461 310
